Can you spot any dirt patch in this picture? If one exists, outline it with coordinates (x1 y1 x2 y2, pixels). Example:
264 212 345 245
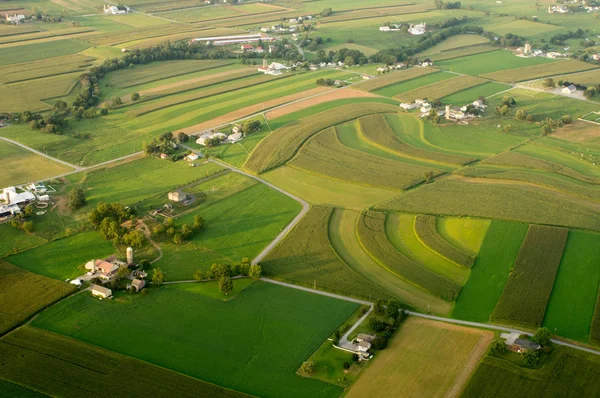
265 88 378 120
140 68 255 96
180 86 333 134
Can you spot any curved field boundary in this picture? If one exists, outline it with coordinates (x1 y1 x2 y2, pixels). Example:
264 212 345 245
356 210 461 301
414 215 476 268
353 67 438 92
357 114 476 166
244 102 399 174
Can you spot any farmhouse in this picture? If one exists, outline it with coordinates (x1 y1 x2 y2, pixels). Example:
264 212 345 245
91 284 113 299
86 259 120 280
356 333 376 343
548 5 569 13
562 84 577 94
592 54 600 61
241 44 255 52
379 24 401 32
196 132 226 146
5 14 25 24
408 23 427 35
546 51 563 59
512 338 541 353
103 4 130 14
472 99 487 109
168 190 187 202
160 153 169 160
186 153 199 162
420 59 433 67
131 278 145 292
400 102 418 110
227 131 243 143
257 60 288 75
357 341 371 352
445 105 467 120
1 187 35 205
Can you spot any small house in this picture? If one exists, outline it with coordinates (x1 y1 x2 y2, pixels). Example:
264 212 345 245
196 132 226 146
1 186 35 205
241 44 254 52
131 278 145 292
91 259 120 280
420 59 433 67
186 153 199 162
5 14 26 24
592 54 600 61
168 191 187 203
408 22 426 35
472 99 487 109
562 84 577 94
356 334 375 343
0 203 21 217
357 341 371 352
400 102 418 110
91 284 112 299
227 132 243 143
512 338 541 353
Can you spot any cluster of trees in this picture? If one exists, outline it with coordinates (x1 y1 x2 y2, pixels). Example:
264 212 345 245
68 188 86 210
153 215 204 245
495 96 517 117
490 327 552 368
435 16 471 29
550 29 586 45
316 78 341 86
367 299 407 351
143 132 177 157
242 119 261 134
541 115 571 135
9 204 34 233
88 202 145 248
300 35 332 51
193 259 262 295
314 47 368 66
320 8 333 17
496 32 527 47
434 0 461 9
24 110 68 134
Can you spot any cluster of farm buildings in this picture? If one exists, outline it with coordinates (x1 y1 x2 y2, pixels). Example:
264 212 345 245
378 22 427 35
0 183 50 219
400 99 487 122
548 1 600 13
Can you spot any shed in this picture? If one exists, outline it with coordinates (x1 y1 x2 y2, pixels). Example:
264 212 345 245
91 284 112 299
131 278 145 292
168 191 186 202
562 84 577 94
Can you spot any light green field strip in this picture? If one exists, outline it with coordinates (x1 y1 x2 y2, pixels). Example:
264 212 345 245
394 75 488 103
418 34 491 56
514 143 600 179
328 208 453 315
353 67 438 92
0 39 90 66
436 217 490 256
386 214 470 285
373 71 454 98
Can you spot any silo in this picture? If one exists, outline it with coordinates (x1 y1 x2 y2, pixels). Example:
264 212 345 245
126 247 134 265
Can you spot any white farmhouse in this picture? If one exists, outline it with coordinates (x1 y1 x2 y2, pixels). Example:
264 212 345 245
91 284 112 299
408 23 426 35
195 132 227 146
562 84 577 94
1 187 35 205
103 4 130 14
5 14 26 24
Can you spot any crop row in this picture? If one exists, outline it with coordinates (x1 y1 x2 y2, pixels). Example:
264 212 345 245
355 67 437 92
395 75 487 103
491 225 568 327
244 102 399 174
357 211 462 301
481 59 598 83
86 24 201 46
414 215 476 268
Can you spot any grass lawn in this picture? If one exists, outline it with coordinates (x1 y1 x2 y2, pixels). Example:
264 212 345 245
0 140 73 186
167 278 255 301
437 49 555 76
543 230 600 341
345 317 493 398
31 281 357 398
436 216 491 256
5 231 115 280
452 220 528 322
0 224 47 258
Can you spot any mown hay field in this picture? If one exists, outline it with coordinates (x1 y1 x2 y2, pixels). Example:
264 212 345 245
0 140 74 186
543 231 600 341
261 206 389 300
514 143 600 179
452 220 528 322
244 102 398 174
0 72 82 112
353 67 437 92
485 19 561 36
289 127 436 190
491 225 568 327
357 211 461 301
0 39 90 66
481 60 598 83
414 214 475 268
373 71 454 98
548 68 600 86
437 49 555 76
0 261 75 335
0 327 249 398
394 75 488 102
345 317 493 398
32 281 357 398
462 347 600 398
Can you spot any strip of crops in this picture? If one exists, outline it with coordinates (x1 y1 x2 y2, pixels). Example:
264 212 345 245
357 211 462 301
395 75 487 102
591 295 600 342
319 4 431 24
86 24 200 45
0 28 94 45
244 102 399 174
289 127 436 190
0 327 249 398
130 74 285 116
414 215 476 267
481 60 598 83
491 225 568 327
358 114 476 165
428 45 499 61
354 67 438 92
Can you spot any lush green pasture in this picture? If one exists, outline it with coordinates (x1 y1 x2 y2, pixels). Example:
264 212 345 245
0 379 46 397
0 224 47 258
514 143 600 179
481 60 598 83
396 75 487 102
497 88 598 120
437 50 555 76
376 179 600 231
328 208 452 314
414 214 475 268
440 81 510 104
452 220 528 322
0 260 75 335
354 67 437 92
418 34 490 56
152 180 301 281
491 225 568 328
374 71 454 98
436 217 490 256
357 211 461 301
262 206 389 300
463 347 600 397
289 127 435 190
0 327 248 398
0 39 89 66
32 281 357 398
6 231 115 280
486 19 561 36
424 44 498 61
244 102 398 174
543 231 600 341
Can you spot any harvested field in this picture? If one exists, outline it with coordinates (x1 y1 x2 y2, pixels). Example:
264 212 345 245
482 60 598 83
353 67 437 92
265 88 378 120
289 127 437 190
357 211 461 301
414 214 476 268
345 317 493 398
491 225 568 327
244 102 398 174
548 68 600 86
394 75 488 102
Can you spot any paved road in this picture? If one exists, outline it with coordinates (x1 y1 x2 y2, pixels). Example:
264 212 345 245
260 278 372 305
0 136 82 171
338 306 373 351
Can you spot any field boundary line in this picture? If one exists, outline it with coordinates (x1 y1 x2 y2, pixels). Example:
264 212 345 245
0 136 82 171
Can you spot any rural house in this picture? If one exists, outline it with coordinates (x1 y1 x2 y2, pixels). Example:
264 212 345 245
103 4 130 14
91 284 113 299
196 132 226 146
356 334 376 343
357 341 371 352
408 23 427 35
85 259 120 280
5 14 25 24
186 153 199 162
131 278 145 292
562 84 577 94
512 338 541 353
1 186 35 205
168 191 187 202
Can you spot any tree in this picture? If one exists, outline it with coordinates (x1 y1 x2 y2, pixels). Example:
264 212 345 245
116 265 130 279
100 108 108 116
193 215 205 230
68 188 86 210
369 318 387 332
503 124 513 133
193 269 204 281
54 100 67 111
242 119 261 134
561 114 572 124
23 204 34 217
249 264 262 280
152 268 164 286
301 361 315 374
371 336 388 350
343 361 350 370
541 123 553 135
515 109 528 121
522 349 540 367
112 96 122 106
374 299 385 314
177 131 189 143
423 170 434 183
542 78 555 88
139 259 150 270
490 339 507 355
239 257 251 276
386 299 402 319
21 221 33 234
123 230 144 248
172 233 183 245
320 8 332 17
210 263 230 279
534 327 551 346
131 92 140 101
219 276 233 295
502 96 516 107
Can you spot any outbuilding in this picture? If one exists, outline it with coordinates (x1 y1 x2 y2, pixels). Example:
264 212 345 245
91 284 112 299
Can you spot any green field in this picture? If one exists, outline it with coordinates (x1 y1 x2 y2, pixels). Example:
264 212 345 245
481 60 598 83
417 34 491 56
452 220 528 322
543 231 600 341
440 81 511 105
354 67 438 92
0 224 47 258
395 75 487 103
0 39 90 66
6 231 115 280
31 281 357 398
373 71 454 98
437 50 555 76
436 217 490 256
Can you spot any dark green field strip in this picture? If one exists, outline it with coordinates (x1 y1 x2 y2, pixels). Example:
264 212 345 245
358 113 475 166
262 206 390 301
357 211 461 301
374 72 454 98
453 220 528 322
115 61 233 89
0 327 249 398
0 27 40 38
0 379 47 397
414 215 476 268
462 348 600 398
353 68 438 92
0 39 90 67
245 102 399 174
289 127 436 190
491 225 569 327
0 260 75 336
592 294 600 343
427 45 499 62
